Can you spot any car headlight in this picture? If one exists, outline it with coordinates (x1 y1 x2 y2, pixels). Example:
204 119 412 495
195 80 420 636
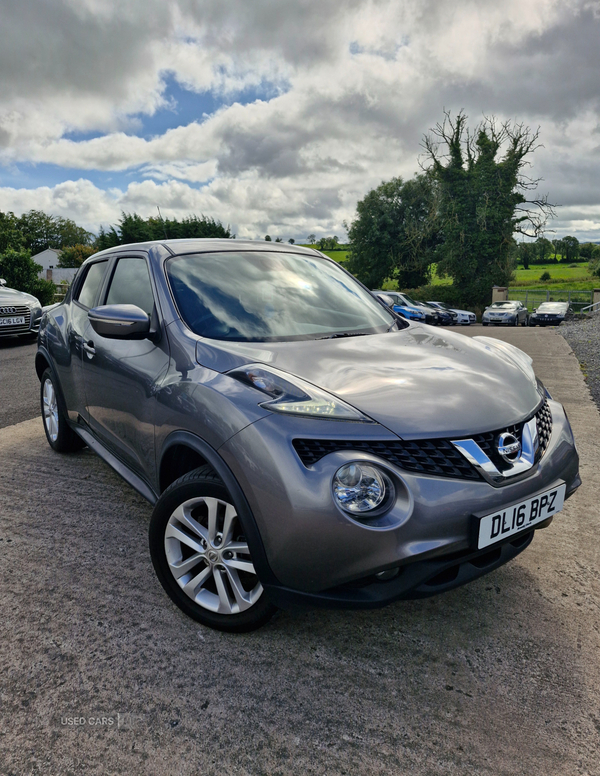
227 364 375 422
332 462 393 514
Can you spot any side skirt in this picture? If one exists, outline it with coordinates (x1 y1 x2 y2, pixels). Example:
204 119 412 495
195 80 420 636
73 424 158 505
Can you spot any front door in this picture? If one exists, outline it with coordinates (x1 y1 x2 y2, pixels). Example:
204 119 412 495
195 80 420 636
81 255 169 480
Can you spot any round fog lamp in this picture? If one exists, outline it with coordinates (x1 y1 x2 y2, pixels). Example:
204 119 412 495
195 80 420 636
333 463 388 514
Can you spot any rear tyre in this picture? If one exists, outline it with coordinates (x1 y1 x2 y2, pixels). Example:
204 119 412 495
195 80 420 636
149 466 278 633
40 368 85 453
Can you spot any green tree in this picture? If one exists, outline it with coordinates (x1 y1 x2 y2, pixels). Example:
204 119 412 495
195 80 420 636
288 238 295 244
58 244 97 268
95 225 120 251
0 211 25 252
307 234 316 244
0 248 55 305
423 111 554 306
264 235 272 241
560 235 579 262
346 174 439 289
17 210 92 252
579 242 594 260
535 237 553 263
516 242 535 269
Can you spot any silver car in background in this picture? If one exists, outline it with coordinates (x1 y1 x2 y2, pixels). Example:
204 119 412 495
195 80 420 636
0 278 43 338
482 300 529 326
36 240 580 632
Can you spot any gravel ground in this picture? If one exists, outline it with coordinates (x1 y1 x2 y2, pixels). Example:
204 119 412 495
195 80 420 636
1 327 599 775
560 315 600 412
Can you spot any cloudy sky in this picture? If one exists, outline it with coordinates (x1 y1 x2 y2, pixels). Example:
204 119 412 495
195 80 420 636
1 0 600 241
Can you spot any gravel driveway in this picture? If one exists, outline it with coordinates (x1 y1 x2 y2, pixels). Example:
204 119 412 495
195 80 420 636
561 314 600 412
0 325 599 775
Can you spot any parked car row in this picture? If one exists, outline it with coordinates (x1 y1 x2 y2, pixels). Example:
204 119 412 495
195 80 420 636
372 291 476 325
373 294 574 328
482 300 574 327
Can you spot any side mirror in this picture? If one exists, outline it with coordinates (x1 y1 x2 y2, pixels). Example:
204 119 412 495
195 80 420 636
89 304 151 339
0 278 6 286
532 308 537 313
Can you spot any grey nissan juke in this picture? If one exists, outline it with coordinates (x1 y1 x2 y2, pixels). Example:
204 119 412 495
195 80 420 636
36 240 580 632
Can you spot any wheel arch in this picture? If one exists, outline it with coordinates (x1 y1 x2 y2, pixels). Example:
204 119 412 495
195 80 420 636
158 431 280 586
35 349 51 381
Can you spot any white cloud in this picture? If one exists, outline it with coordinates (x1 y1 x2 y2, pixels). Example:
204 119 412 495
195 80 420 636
1 0 600 238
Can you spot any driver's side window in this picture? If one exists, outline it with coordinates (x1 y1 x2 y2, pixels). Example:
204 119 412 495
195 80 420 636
105 258 155 316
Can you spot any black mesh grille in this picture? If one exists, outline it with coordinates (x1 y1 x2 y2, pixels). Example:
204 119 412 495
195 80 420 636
292 438 481 480
536 399 552 457
293 400 553 482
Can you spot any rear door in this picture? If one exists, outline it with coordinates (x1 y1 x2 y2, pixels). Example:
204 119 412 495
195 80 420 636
59 259 110 422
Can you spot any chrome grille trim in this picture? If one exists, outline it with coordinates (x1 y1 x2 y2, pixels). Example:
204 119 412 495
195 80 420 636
292 400 552 482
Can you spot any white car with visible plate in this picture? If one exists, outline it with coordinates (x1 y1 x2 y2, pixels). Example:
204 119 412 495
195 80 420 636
450 307 477 325
0 278 43 338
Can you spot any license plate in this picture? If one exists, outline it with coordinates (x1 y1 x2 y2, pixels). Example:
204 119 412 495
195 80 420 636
0 316 25 326
475 483 566 549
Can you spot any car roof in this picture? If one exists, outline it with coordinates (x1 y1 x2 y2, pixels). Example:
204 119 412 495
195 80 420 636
90 238 324 260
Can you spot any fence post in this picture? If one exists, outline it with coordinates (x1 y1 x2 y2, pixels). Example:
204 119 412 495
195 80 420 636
546 290 550 301
492 286 509 302
525 291 528 308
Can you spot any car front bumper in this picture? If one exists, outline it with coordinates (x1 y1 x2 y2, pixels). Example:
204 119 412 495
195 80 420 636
483 315 516 325
218 399 580 606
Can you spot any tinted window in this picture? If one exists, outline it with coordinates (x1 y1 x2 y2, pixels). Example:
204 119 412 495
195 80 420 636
167 251 393 342
105 258 154 315
77 261 108 308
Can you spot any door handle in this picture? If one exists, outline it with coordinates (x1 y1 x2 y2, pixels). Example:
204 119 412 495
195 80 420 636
83 340 96 357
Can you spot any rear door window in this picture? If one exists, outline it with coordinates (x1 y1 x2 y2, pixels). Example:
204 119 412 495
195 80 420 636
105 257 155 315
76 261 108 308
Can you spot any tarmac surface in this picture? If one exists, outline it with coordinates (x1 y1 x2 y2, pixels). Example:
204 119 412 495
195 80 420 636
0 325 599 775
0 335 39 429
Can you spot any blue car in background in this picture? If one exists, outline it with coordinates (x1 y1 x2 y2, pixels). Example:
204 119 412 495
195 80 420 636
372 290 426 322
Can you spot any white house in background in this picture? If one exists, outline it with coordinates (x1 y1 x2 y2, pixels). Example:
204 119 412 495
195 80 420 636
32 248 78 285
32 248 62 270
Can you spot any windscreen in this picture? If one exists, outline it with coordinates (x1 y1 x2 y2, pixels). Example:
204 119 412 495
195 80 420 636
166 251 394 342
537 303 566 312
490 302 517 308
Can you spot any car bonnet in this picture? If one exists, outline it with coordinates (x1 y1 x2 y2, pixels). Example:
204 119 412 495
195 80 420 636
196 324 542 439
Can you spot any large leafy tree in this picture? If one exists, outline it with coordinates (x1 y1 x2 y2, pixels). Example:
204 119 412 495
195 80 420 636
97 212 233 248
423 111 554 305
0 211 25 252
58 244 97 268
17 210 93 253
559 235 579 262
346 174 440 289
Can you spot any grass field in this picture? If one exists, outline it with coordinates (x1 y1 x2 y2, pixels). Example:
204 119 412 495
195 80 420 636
299 248 598 290
428 262 598 290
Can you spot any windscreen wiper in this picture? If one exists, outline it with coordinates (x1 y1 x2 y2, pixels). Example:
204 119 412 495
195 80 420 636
316 331 370 340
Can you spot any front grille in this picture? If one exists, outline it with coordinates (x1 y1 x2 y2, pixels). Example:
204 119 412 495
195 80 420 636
292 438 481 480
536 399 552 457
0 304 30 335
293 400 553 482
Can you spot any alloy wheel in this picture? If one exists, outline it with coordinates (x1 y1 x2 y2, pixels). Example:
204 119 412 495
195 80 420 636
164 496 263 615
42 378 59 443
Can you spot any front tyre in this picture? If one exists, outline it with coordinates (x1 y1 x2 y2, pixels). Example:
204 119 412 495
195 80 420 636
40 368 85 452
149 466 277 633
